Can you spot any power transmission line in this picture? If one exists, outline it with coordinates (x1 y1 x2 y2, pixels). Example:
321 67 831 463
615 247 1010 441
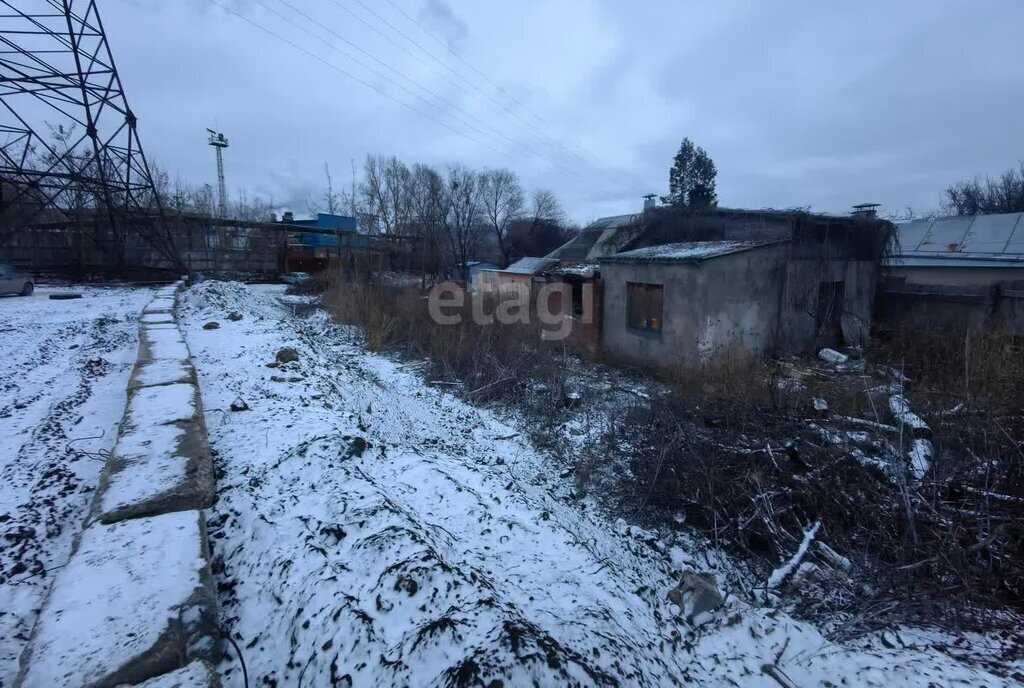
369 0 617 170
381 0 550 124
205 0 512 161
207 0 636 202
330 0 626 187
262 0 581 177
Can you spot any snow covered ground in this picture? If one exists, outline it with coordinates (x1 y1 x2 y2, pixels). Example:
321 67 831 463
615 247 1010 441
180 281 1018 687
0 285 154 685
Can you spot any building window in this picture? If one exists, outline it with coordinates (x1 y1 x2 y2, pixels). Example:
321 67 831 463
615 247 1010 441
627 282 664 332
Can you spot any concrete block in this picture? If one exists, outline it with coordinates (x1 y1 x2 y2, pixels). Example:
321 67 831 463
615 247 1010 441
140 327 191 362
142 312 176 324
96 418 214 524
127 660 221 688
130 358 196 391
126 383 200 426
16 511 218 688
93 381 213 523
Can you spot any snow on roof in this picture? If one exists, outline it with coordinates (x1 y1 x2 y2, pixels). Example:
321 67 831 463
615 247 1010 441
551 263 600 278
495 256 559 274
601 240 774 263
891 212 1024 267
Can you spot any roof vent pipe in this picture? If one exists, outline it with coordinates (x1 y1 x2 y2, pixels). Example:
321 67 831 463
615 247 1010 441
851 203 880 219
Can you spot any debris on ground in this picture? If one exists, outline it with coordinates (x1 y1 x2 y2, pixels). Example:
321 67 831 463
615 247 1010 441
275 346 299 364
668 571 724 626
818 348 849 364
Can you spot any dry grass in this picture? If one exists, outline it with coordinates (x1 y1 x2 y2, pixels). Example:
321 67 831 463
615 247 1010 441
874 322 1024 412
322 269 569 403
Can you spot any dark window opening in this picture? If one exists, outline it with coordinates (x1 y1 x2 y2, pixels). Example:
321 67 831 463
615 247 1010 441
571 281 584 317
815 280 845 341
627 282 664 332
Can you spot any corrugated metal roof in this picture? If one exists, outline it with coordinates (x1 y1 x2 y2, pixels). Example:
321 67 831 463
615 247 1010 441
891 212 1024 267
600 240 781 264
494 256 559 275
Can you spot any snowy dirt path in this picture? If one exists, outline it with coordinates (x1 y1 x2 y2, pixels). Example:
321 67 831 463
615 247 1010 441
180 282 1014 688
0 285 154 685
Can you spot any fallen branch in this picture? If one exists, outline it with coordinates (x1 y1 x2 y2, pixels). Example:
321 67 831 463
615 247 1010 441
767 521 821 590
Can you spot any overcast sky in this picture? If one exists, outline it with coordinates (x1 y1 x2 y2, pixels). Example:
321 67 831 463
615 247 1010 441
105 0 1024 224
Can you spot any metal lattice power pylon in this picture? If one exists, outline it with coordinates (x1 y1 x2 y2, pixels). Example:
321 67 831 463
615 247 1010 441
0 0 170 261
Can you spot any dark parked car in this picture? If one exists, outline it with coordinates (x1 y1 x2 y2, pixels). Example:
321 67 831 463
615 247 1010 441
0 264 33 296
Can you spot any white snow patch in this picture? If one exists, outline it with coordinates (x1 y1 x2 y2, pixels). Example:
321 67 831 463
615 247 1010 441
613 240 761 261
174 281 1015 688
126 383 197 427
146 333 190 360
818 348 849 364
889 395 929 431
0 285 153 682
133 660 217 687
134 358 194 388
908 438 934 480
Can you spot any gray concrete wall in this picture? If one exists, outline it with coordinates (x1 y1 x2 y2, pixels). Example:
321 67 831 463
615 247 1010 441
600 244 787 367
876 282 1024 334
887 265 1024 287
779 255 879 351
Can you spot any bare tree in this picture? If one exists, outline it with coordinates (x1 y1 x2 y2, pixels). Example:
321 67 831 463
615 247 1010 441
943 162 1024 215
308 162 341 216
360 154 413 235
409 163 446 285
530 189 565 227
443 165 485 282
480 168 524 267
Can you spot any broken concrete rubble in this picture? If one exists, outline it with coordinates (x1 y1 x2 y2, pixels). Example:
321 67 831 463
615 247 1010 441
668 571 724 626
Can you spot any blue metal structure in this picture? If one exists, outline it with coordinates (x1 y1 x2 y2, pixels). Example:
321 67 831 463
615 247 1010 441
284 213 366 249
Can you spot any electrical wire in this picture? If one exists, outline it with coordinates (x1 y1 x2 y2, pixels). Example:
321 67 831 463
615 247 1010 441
362 0 623 177
323 0 625 186
260 0 581 177
205 0 512 161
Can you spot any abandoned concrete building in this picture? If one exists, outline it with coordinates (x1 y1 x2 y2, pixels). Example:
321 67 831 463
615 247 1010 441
489 204 894 367
595 207 892 367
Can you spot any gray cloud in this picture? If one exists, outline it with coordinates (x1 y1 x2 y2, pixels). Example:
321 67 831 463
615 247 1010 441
97 0 1024 223
417 0 469 53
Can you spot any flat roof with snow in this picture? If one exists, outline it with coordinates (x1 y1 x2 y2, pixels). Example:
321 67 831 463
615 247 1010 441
600 240 781 264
